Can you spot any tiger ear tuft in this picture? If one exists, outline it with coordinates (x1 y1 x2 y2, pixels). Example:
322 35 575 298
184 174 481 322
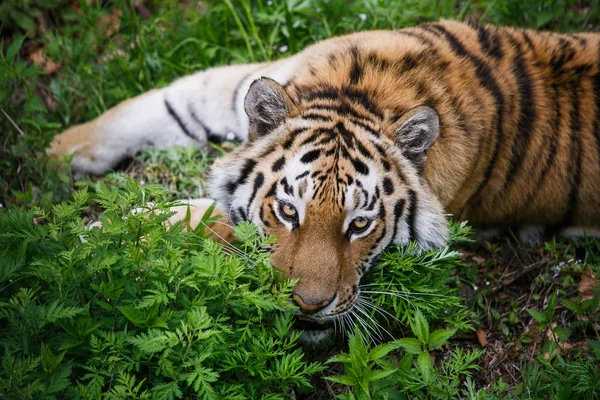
244 77 296 141
392 106 440 171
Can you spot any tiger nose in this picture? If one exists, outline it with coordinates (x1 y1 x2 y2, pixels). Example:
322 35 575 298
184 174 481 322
292 293 331 314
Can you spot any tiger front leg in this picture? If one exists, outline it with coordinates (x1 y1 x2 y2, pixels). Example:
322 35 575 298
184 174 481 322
48 63 263 175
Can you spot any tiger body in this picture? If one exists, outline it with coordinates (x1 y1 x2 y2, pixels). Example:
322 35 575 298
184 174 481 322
49 20 600 342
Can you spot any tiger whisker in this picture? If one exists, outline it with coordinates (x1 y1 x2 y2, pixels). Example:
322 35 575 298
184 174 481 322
218 244 257 267
355 297 391 326
198 220 254 261
210 219 235 229
356 296 402 326
349 309 371 344
343 313 354 337
354 303 394 342
205 241 258 269
359 284 452 298
360 290 418 310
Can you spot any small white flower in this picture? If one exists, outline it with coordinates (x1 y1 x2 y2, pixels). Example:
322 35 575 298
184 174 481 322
0 203 3 208
279 45 288 53
486 281 490 286
473 285 478 291
358 13 367 21
140 180 145 185
267 0 272 5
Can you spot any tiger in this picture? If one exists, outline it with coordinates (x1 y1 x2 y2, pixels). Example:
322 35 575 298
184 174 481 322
48 20 600 343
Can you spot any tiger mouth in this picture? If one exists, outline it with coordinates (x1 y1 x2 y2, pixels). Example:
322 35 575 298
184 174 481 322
293 315 334 332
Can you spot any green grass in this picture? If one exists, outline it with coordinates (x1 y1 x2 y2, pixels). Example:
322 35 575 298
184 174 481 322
1 0 600 398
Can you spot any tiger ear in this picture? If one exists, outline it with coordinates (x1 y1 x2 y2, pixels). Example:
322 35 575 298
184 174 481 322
244 77 296 141
392 106 440 171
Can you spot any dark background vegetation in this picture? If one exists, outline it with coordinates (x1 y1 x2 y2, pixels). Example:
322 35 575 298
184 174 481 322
1 0 600 398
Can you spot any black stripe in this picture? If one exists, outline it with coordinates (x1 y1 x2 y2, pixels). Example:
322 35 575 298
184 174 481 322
392 199 406 242
365 51 390 72
281 177 293 196
272 157 286 172
424 24 506 208
383 178 394 195
354 139 373 159
371 204 388 249
478 24 503 59
299 128 330 146
237 207 248 223
351 158 369 175
342 86 382 118
301 112 333 122
348 117 379 137
349 45 363 85
562 80 583 226
300 149 321 164
164 99 199 141
247 172 265 214
398 29 434 46
521 31 535 50
259 205 270 227
406 190 417 242
282 127 309 150
550 38 576 76
236 159 257 186
475 22 491 54
225 181 237 195
265 182 277 198
500 38 536 194
300 85 382 119
295 171 310 180
307 104 375 125
366 187 379 211
374 143 391 171
532 85 561 196
188 106 235 142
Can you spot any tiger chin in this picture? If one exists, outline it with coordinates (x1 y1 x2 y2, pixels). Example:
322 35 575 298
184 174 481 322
49 20 600 344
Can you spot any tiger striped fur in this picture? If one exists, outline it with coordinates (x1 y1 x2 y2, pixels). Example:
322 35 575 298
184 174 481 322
49 20 600 343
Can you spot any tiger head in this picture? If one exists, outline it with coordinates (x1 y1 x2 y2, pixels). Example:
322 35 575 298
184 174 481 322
208 77 448 343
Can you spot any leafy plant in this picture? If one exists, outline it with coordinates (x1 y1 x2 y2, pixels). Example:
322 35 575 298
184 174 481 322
0 177 324 398
328 310 484 399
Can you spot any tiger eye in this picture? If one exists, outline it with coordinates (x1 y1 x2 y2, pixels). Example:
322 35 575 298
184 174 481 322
282 203 297 217
351 217 369 231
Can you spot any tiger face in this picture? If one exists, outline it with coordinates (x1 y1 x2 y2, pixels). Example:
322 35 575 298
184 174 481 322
208 77 448 343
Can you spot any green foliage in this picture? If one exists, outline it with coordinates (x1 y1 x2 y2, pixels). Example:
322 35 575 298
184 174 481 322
0 177 324 398
328 311 485 399
361 221 473 336
527 291 558 330
0 36 71 205
0 0 70 36
127 145 213 200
